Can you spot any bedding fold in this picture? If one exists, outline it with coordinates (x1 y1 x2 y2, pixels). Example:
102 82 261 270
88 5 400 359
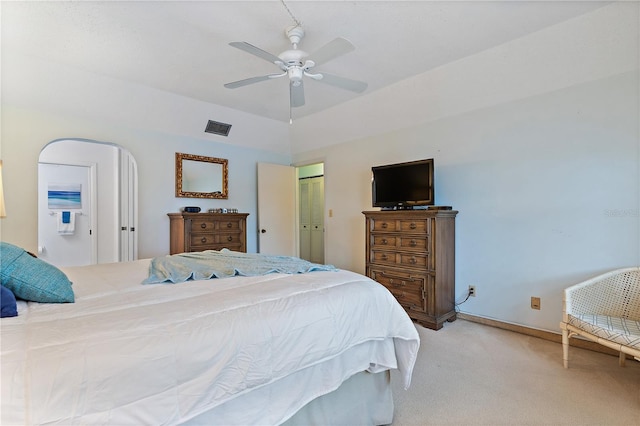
142 248 337 284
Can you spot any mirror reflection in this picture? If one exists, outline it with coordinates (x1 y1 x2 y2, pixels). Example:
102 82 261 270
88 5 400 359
176 153 228 199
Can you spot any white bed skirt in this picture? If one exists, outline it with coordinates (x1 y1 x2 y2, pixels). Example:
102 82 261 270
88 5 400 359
185 370 394 426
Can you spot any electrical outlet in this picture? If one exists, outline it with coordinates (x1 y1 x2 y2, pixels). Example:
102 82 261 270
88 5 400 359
531 297 541 310
468 285 476 297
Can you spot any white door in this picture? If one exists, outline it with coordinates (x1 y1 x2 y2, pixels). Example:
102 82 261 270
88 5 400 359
299 179 311 260
38 162 96 267
298 176 325 263
257 162 296 256
309 176 325 263
119 150 138 261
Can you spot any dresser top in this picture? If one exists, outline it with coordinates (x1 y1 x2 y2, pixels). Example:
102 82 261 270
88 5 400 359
168 212 249 218
362 209 458 217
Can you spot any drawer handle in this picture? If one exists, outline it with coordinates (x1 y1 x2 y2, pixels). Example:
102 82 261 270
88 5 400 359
200 223 207 229
409 222 417 229
226 222 233 228
392 280 406 288
381 254 388 261
381 222 388 229
381 238 388 245
409 256 417 264
227 236 233 242
410 239 417 247
391 291 406 299
201 237 207 243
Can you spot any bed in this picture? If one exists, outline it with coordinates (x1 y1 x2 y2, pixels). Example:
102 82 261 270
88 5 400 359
1 246 420 425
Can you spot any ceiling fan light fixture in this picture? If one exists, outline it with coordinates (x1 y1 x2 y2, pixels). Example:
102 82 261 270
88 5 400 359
288 67 303 83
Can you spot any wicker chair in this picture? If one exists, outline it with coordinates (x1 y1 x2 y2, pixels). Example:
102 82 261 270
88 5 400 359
560 267 640 368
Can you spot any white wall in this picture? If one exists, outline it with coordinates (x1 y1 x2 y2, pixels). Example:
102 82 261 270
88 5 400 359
294 73 639 335
1 104 290 258
291 2 640 333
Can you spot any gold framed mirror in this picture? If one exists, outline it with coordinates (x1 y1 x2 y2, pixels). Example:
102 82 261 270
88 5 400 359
175 152 228 199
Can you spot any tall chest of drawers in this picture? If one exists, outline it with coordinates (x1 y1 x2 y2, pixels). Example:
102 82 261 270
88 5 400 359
168 212 249 254
363 209 458 330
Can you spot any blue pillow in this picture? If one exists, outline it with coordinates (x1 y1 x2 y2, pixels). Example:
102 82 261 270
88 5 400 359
1 285 18 317
0 242 74 303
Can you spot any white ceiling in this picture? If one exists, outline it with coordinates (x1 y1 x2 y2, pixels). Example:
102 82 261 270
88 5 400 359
2 1 608 123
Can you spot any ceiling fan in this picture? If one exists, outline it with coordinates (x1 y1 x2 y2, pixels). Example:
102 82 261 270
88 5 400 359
224 25 367 115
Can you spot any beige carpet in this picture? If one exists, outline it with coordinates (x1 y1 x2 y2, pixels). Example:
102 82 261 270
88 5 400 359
390 319 640 425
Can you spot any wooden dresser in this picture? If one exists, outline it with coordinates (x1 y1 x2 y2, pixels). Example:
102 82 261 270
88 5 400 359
168 212 249 254
363 209 458 330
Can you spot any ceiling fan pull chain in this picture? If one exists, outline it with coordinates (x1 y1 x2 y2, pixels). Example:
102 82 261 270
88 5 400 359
279 0 302 27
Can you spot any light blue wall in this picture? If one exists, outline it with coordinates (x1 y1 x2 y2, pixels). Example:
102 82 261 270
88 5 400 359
1 106 290 257
293 71 639 332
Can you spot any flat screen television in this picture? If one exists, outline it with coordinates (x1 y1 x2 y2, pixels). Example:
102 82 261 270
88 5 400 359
371 158 434 209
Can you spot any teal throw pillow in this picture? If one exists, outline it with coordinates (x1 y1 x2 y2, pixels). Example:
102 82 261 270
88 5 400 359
0 242 74 303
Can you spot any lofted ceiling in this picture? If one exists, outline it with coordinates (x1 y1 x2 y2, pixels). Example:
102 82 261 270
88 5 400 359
2 1 608 123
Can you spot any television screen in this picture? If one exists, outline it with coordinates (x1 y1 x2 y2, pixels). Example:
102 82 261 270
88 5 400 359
372 159 434 209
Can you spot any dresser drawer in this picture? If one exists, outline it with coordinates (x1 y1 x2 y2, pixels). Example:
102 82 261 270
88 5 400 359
398 219 430 234
370 217 431 234
189 218 243 232
372 234 398 248
369 248 432 270
371 234 430 252
215 219 243 231
398 252 430 269
189 219 216 232
398 235 429 251
369 249 397 266
368 267 427 313
190 232 243 248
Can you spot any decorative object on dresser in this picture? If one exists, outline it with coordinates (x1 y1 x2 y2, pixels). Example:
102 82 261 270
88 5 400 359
363 209 458 330
168 212 248 254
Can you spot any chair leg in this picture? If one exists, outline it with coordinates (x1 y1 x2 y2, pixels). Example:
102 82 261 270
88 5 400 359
562 328 569 368
619 351 626 367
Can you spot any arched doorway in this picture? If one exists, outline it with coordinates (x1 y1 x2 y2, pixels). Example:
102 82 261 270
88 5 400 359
37 138 138 267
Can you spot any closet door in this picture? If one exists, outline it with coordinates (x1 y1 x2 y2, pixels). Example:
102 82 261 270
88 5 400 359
299 175 324 263
299 179 311 261
309 177 324 263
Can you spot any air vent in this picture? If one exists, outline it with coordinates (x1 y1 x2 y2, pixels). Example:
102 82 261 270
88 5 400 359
205 120 232 137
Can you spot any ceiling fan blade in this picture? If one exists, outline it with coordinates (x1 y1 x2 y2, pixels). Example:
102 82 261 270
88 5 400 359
229 41 282 64
309 37 355 66
224 73 284 89
315 72 368 93
290 82 305 108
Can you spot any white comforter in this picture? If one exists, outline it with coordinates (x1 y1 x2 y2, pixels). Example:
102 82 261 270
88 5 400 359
1 259 419 425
